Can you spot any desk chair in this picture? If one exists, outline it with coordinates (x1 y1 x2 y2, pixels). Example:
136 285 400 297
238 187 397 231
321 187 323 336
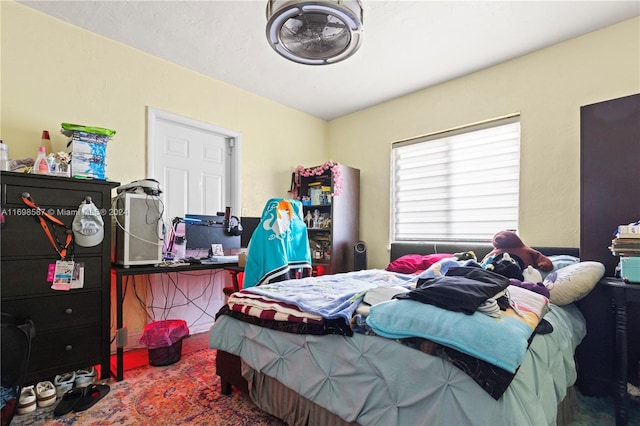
223 266 244 300
242 198 312 289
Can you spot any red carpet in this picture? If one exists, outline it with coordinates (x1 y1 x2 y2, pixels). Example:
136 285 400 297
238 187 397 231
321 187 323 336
109 347 149 374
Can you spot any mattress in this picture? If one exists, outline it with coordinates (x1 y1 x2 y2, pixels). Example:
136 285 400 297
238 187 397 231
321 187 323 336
209 302 586 426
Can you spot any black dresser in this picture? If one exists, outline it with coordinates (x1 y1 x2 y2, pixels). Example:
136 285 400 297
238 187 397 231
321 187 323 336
1 172 118 384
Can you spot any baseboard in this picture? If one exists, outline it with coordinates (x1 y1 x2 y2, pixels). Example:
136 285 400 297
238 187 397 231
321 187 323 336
188 321 214 335
110 321 213 355
110 329 145 354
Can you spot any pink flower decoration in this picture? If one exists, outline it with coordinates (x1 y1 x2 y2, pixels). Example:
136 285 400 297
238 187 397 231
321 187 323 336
294 161 343 196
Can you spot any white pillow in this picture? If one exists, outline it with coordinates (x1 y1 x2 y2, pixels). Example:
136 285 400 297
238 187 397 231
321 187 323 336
544 261 605 305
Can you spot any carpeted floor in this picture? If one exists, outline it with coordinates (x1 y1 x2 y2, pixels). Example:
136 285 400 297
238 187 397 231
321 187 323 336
9 332 639 426
11 344 285 426
570 391 640 426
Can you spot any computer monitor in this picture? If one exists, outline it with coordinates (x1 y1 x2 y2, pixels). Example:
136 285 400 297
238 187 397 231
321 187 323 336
184 214 240 255
240 216 261 248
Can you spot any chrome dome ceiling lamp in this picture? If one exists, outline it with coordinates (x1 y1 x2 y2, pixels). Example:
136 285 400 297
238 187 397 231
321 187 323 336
266 0 364 65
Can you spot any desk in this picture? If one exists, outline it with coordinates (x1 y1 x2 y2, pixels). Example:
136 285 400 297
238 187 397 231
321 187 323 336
112 262 237 381
600 277 640 426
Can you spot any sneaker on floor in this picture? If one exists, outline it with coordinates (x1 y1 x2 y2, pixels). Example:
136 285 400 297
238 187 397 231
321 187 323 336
36 381 56 408
74 367 96 388
17 385 36 415
54 371 76 399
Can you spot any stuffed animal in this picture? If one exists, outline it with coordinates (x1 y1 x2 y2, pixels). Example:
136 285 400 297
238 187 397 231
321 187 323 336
483 230 553 272
486 252 525 280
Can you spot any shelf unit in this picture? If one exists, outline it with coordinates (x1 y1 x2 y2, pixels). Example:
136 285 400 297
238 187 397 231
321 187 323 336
294 164 359 274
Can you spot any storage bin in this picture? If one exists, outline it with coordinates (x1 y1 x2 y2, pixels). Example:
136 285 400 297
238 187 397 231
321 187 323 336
148 339 183 366
621 256 640 283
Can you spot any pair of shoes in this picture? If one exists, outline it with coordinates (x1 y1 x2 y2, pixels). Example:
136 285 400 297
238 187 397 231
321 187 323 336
74 367 96 388
54 372 76 399
17 386 36 415
54 366 96 397
36 381 56 408
53 383 110 417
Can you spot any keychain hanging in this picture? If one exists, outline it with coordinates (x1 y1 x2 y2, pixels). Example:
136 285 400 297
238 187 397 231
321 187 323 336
21 192 78 290
21 192 73 260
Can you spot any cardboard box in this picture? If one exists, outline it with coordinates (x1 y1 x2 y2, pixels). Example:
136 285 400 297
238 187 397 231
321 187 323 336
621 256 640 283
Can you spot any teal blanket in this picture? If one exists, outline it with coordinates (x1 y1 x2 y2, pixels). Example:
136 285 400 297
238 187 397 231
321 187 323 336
367 284 549 373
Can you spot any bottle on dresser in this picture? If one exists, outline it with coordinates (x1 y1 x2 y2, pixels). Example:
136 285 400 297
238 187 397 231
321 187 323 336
0 140 9 171
33 146 50 174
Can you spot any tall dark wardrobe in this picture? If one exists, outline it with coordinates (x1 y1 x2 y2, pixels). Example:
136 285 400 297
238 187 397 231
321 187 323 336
577 93 640 396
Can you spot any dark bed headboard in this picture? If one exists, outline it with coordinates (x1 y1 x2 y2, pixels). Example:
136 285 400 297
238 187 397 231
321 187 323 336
389 242 579 262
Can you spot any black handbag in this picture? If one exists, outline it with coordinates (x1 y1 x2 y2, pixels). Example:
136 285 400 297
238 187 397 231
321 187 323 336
1 313 35 426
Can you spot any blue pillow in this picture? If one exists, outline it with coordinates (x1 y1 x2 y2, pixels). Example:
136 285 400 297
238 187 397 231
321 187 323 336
540 255 580 279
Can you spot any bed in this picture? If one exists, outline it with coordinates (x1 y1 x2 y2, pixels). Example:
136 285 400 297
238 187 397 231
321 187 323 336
209 242 601 426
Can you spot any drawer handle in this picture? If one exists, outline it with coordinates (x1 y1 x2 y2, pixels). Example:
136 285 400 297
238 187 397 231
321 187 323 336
65 345 72 352
65 308 73 315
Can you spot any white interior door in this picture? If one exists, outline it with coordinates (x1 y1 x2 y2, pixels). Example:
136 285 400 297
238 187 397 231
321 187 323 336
147 108 241 220
144 107 242 335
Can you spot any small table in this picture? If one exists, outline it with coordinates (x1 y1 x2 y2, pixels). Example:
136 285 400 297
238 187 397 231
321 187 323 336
600 277 640 426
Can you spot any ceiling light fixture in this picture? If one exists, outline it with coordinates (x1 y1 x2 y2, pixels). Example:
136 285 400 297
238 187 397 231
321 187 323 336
266 0 364 66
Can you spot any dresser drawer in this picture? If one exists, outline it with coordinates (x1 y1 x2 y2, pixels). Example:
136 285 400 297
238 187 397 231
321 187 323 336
0 212 105 257
1 176 111 258
1 256 103 297
3 179 107 209
1 291 102 333
27 325 103 381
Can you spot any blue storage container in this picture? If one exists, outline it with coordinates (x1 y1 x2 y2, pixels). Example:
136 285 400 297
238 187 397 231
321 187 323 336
621 256 640 283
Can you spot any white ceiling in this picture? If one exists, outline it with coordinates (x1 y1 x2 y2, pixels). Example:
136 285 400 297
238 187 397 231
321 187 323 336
18 1 640 121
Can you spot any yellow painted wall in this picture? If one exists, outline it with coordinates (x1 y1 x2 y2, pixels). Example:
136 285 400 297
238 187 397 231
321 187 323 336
328 17 640 268
1 1 328 217
2 3 639 275
1 1 328 337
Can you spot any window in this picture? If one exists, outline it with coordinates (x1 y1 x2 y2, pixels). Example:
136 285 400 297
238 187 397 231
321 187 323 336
391 117 520 242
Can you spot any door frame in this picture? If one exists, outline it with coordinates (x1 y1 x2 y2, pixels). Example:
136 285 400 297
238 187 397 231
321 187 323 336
146 106 242 217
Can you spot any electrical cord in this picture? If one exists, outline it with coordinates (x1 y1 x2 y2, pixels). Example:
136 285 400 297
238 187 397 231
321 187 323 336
141 269 223 327
111 268 225 344
111 191 164 246
110 274 133 344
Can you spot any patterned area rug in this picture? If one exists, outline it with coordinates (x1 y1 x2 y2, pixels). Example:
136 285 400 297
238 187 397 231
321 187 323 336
12 349 285 426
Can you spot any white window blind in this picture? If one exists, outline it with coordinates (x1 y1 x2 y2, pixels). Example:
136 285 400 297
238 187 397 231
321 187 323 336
391 119 520 242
